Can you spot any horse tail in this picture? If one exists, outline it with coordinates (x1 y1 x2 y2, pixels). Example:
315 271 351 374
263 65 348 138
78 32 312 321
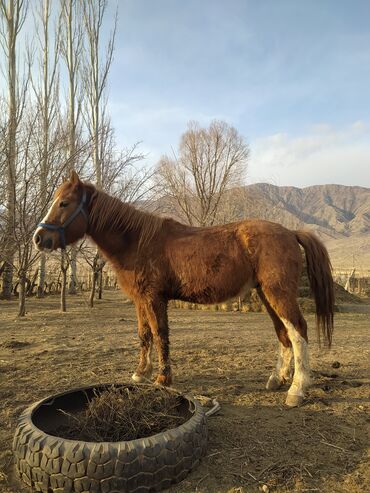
295 230 334 348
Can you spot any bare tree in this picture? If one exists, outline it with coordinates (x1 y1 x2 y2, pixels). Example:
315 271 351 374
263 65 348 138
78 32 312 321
13 107 42 315
0 96 8 249
157 120 250 227
15 104 80 315
80 0 116 305
81 0 116 186
30 0 61 297
0 0 28 298
60 0 84 295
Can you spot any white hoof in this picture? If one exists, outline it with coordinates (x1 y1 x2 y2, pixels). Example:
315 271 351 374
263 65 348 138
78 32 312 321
285 393 304 407
266 375 283 391
132 372 147 383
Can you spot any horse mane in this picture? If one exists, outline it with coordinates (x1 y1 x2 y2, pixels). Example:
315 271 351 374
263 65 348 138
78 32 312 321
88 185 164 248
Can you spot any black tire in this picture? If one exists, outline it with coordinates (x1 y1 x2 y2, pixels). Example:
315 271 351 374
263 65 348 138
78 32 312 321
13 384 208 493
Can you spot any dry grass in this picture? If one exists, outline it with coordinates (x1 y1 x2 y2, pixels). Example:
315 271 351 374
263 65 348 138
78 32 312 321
54 385 187 442
0 291 369 492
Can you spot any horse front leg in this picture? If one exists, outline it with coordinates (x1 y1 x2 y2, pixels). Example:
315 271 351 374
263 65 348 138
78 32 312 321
144 298 172 386
132 302 153 383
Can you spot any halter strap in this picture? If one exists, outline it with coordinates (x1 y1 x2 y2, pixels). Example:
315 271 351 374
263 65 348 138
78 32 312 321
38 189 88 249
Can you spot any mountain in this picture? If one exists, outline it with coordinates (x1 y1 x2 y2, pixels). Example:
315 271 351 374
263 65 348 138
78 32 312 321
245 183 370 237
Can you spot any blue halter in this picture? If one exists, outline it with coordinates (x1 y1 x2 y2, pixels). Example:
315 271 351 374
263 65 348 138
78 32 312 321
38 189 88 249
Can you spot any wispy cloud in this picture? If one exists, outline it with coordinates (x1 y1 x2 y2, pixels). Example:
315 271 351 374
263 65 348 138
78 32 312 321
248 122 370 187
108 100 231 164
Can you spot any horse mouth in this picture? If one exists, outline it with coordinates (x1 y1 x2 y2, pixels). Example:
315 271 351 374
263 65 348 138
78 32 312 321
33 232 55 252
34 244 54 253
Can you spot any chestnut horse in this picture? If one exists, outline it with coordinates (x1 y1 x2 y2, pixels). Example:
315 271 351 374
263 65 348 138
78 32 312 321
34 172 334 407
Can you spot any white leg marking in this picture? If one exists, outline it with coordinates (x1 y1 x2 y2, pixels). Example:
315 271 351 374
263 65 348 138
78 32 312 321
282 318 311 402
132 342 153 383
266 343 283 390
280 344 293 381
266 343 293 390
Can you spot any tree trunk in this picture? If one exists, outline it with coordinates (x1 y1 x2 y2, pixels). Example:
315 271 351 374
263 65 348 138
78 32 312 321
1 262 14 299
27 268 39 297
61 270 67 312
98 270 103 299
61 251 68 312
37 254 46 297
68 245 77 294
18 270 26 317
89 253 98 307
89 271 97 307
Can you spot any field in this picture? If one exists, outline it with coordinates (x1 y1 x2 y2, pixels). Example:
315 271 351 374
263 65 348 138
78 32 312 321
0 291 369 493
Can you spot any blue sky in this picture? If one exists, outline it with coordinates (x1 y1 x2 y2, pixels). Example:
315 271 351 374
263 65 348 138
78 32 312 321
106 0 370 187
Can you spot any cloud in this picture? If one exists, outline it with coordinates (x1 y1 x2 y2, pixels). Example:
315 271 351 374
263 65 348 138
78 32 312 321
248 122 370 187
108 100 232 165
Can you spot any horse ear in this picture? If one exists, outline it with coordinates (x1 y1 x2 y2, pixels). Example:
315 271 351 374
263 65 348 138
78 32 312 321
70 170 81 187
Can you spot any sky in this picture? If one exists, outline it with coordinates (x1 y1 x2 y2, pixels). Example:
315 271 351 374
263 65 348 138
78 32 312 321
105 0 370 188
3 0 368 188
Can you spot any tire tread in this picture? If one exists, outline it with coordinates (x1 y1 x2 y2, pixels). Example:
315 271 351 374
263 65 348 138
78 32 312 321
13 386 207 492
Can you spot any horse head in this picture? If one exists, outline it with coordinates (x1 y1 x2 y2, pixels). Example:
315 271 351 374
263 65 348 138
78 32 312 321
33 170 89 251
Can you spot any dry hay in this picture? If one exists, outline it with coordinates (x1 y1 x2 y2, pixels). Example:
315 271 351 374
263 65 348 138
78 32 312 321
55 385 188 442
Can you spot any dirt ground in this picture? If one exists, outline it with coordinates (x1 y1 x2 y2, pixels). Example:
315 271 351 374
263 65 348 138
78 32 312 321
0 291 369 493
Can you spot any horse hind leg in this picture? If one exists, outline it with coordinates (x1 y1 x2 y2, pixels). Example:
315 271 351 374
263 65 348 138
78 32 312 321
283 314 310 407
259 286 311 407
266 343 293 391
258 287 293 391
132 303 153 383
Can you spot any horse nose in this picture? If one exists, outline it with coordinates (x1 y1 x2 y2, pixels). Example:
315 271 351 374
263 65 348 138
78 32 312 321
44 237 53 249
34 234 42 245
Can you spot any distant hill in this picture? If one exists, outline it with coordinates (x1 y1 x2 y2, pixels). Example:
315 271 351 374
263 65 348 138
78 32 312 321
245 183 370 237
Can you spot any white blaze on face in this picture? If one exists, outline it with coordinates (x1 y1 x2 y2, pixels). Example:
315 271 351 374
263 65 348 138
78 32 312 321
33 197 59 248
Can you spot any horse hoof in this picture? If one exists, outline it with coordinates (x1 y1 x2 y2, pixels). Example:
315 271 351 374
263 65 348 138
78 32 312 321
154 375 172 387
285 393 304 407
132 372 147 383
266 376 282 391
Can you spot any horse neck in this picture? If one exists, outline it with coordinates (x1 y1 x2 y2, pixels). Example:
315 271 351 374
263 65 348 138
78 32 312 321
86 187 158 257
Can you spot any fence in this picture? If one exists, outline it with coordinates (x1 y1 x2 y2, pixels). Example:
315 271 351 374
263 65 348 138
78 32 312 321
333 269 370 297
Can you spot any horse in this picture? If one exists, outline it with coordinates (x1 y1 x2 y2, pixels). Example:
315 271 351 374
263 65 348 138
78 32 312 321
33 171 334 407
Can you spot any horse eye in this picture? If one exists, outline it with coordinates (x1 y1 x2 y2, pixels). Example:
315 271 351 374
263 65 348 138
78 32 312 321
59 201 68 208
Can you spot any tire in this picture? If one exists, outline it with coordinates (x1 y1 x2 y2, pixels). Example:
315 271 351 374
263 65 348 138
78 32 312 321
13 384 208 493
